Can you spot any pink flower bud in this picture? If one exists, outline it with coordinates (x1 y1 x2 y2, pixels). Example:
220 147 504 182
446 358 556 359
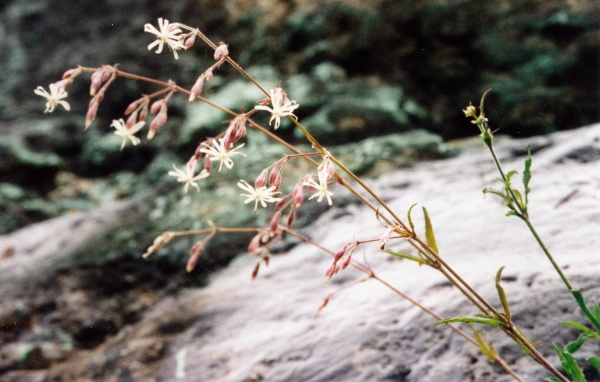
190 240 206 258
341 254 352 270
324 262 336 282
62 67 81 79
186 254 199 273
255 169 268 189
184 33 196 49
205 68 214 81
269 211 281 232
203 154 212 173
139 104 148 122
150 100 164 115
214 43 229 60
334 244 348 262
85 99 99 129
286 209 295 228
248 233 262 253
126 111 139 129
293 184 304 208
90 70 103 96
189 75 204 102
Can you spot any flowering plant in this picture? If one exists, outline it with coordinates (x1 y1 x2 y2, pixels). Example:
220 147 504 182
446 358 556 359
34 17 599 382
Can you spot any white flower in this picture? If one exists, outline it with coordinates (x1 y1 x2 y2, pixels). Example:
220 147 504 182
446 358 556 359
111 119 145 150
144 18 185 59
168 161 210 194
34 84 71 113
303 171 334 205
238 180 282 211
254 88 300 130
200 138 246 173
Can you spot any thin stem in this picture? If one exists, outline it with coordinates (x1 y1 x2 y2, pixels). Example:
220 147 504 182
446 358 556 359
283 227 525 382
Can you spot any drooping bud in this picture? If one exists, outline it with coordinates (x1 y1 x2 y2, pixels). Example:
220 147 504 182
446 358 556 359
334 244 348 263
142 231 175 259
214 42 229 60
341 254 352 270
184 31 197 49
247 233 262 253
255 169 268 189
186 254 199 273
316 296 330 313
286 208 295 228
189 75 205 102
205 68 214 81
269 211 281 232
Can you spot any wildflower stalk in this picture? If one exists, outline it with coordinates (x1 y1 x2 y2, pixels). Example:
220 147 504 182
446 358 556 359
473 92 600 334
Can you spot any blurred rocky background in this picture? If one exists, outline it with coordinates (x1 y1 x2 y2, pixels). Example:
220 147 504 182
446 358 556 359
0 0 599 380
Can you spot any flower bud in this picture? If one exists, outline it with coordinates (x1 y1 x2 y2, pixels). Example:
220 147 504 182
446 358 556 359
341 254 352 270
184 32 197 49
317 296 329 313
248 233 262 253
150 100 164 115
126 111 139 129
214 43 229 60
255 169 268 189
205 68 214 81
189 75 204 102
286 208 295 228
186 254 199 273
269 211 281 232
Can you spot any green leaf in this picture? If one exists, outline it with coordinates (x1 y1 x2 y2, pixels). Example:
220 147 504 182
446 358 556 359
436 316 506 328
406 203 417 233
546 378 562 382
593 302 600 321
561 321 594 334
523 145 532 204
506 170 518 184
479 88 492 112
588 357 600 374
553 344 587 382
468 324 497 362
483 188 505 198
495 266 511 322
565 332 591 353
383 250 430 266
422 207 438 253
511 189 524 209
572 290 600 332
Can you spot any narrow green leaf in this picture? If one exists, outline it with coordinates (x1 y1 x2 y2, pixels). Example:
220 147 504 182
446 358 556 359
511 189 524 209
553 344 587 382
468 324 497 362
523 145 532 204
561 321 594 334
383 250 430 266
479 88 492 112
483 188 505 198
565 332 590 353
406 203 417 233
506 170 518 184
563 352 587 382
572 290 600 332
588 357 600 374
495 266 511 322
422 207 439 253
436 316 506 328
546 378 562 382
593 302 600 321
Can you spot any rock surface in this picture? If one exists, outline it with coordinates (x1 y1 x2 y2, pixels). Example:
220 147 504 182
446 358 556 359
2 124 600 381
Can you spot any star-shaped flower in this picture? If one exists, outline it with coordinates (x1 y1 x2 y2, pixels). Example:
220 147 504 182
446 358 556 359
303 171 334 205
34 84 71 113
238 180 282 211
144 18 185 59
254 88 300 130
111 119 145 150
200 138 246 173
168 161 210 193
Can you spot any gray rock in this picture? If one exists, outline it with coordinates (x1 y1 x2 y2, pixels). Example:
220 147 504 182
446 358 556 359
4 124 599 381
